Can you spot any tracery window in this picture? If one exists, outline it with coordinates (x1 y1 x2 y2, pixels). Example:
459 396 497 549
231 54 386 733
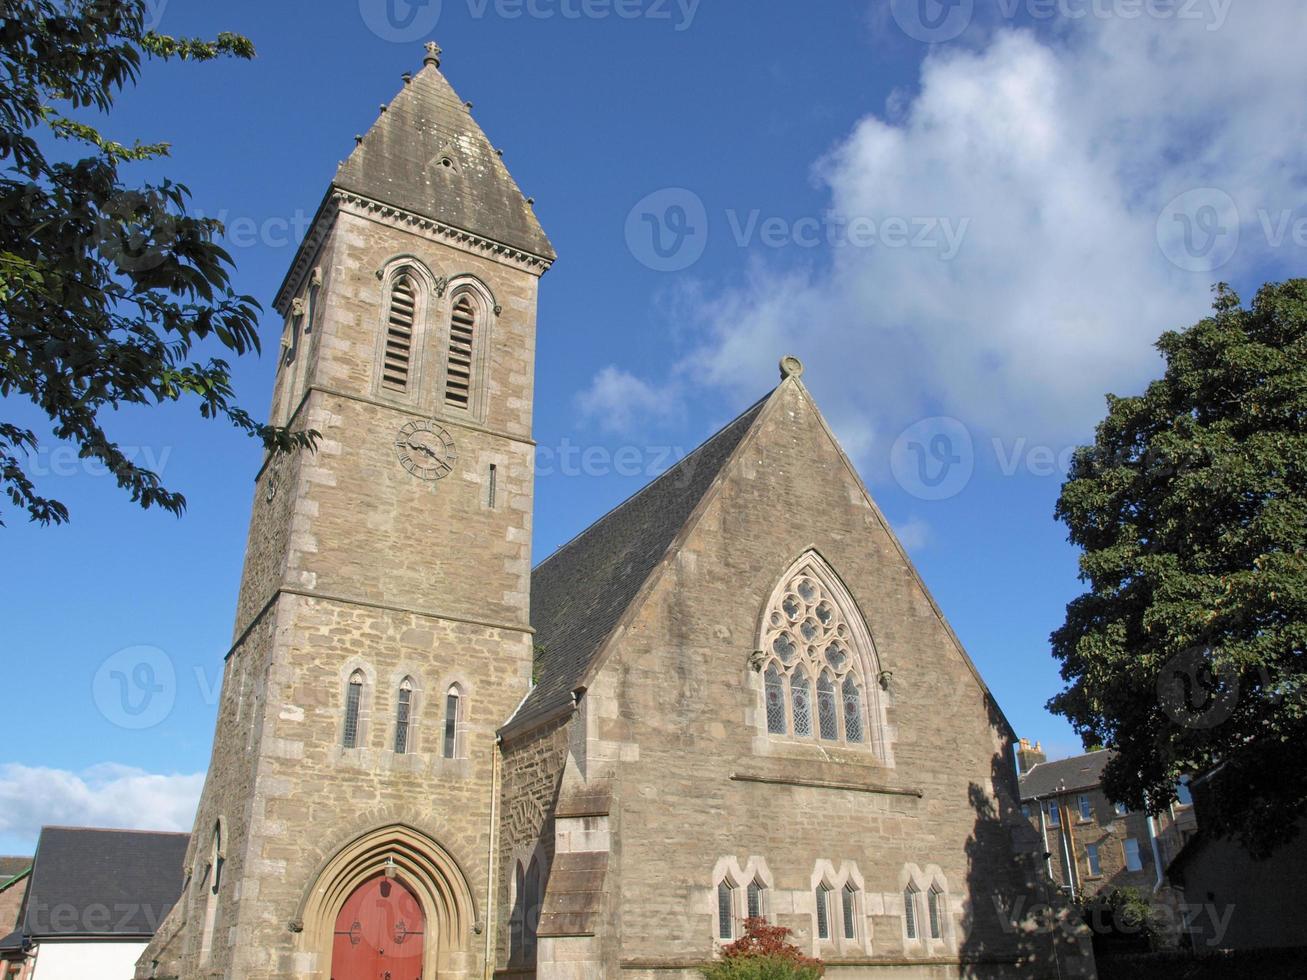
759 556 882 753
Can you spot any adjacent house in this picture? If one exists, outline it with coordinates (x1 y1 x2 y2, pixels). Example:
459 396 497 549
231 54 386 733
0 859 32 955
0 828 188 980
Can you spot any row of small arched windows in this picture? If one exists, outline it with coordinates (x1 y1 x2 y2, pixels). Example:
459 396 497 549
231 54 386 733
341 670 462 758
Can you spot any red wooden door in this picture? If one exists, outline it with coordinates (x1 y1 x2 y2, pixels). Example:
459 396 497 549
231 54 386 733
331 875 425 980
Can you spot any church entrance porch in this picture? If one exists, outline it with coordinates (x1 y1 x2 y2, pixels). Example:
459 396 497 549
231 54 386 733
331 875 426 980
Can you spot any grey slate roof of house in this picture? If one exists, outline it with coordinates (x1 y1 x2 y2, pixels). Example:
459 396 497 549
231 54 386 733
11 827 190 940
1019 749 1113 800
509 392 772 735
334 54 555 262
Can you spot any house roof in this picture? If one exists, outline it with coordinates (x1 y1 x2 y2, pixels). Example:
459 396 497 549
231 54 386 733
0 858 31 885
333 47 555 262
15 827 190 940
1019 749 1113 801
507 391 772 735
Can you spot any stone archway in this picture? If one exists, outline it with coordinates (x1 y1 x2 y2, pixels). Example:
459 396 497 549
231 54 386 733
298 824 478 979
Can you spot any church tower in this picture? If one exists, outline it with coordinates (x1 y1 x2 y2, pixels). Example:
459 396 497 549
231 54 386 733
139 43 554 980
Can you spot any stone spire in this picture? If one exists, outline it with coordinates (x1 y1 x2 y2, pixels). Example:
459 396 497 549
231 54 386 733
333 44 554 261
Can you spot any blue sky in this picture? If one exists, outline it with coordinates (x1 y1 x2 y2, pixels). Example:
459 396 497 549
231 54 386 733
2 0 1303 853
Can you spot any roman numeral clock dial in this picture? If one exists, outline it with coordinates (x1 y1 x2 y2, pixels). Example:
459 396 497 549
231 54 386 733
395 420 457 481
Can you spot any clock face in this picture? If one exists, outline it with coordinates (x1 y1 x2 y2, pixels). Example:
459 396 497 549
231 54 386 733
395 420 457 481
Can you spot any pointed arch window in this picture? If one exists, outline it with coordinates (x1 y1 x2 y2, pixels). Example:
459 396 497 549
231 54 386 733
343 671 364 749
764 663 787 735
443 686 461 759
382 273 418 392
747 879 766 921
444 292 477 409
904 885 920 940
394 677 414 754
199 821 223 962
841 883 859 941
756 554 884 755
928 884 944 940
815 883 832 941
717 879 736 940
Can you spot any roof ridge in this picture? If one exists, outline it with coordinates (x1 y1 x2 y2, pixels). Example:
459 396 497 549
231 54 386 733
39 826 190 836
533 389 774 573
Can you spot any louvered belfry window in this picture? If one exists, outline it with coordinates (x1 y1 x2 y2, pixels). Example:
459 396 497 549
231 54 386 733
382 274 418 391
445 293 477 408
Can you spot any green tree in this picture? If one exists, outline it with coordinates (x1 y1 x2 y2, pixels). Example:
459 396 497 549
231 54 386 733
0 0 314 526
1049 280 1307 856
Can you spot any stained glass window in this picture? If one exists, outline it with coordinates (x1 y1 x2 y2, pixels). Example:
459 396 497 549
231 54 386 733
817 673 839 741
747 880 764 920
816 885 831 940
928 886 943 940
394 678 413 754
791 671 813 737
765 664 787 735
842 675 864 744
904 887 918 939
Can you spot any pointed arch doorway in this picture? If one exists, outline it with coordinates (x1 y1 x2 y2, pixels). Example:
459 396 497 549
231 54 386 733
331 875 426 980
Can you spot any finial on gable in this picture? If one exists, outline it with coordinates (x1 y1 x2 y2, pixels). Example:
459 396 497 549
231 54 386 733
424 41 442 68
779 355 805 380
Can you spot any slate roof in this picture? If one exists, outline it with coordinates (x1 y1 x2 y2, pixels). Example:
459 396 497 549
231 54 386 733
334 52 555 262
509 392 772 735
0 858 30 884
14 827 189 939
1019 749 1113 800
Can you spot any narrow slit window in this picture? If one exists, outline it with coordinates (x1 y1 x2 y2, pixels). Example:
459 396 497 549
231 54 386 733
443 688 460 759
488 464 498 509
928 886 943 940
842 884 857 940
816 884 831 940
717 880 735 940
382 274 417 392
343 671 364 748
764 663 787 735
445 294 477 408
904 887 918 940
394 678 414 754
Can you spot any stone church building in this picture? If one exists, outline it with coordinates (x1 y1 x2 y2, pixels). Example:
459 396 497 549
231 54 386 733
138 44 1093 980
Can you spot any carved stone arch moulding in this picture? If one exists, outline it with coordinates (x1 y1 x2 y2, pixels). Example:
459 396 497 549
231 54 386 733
756 549 891 763
295 824 479 980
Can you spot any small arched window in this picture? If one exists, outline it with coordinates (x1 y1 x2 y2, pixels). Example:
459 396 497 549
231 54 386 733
764 663 786 735
394 677 414 754
841 883 858 941
746 879 766 921
716 879 736 940
443 686 461 759
928 884 944 940
381 273 418 392
444 293 477 409
904 885 920 940
815 883 832 941
199 821 223 962
343 670 364 749
817 672 838 741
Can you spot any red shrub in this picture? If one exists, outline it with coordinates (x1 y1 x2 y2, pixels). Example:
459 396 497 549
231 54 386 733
721 918 824 973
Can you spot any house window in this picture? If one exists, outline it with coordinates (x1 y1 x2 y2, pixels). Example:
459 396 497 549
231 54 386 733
927 885 943 940
381 273 418 392
758 556 882 752
1114 801 1129 816
717 880 736 940
394 678 414 754
764 663 787 735
1086 843 1102 877
1123 838 1144 872
841 884 858 940
903 886 919 940
747 879 766 921
1021 804 1032 819
445 293 477 409
1078 794 1093 820
1046 801 1061 827
815 884 832 941
343 671 364 748
443 687 461 759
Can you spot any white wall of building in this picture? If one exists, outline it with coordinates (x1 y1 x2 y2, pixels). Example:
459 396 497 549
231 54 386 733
30 939 148 980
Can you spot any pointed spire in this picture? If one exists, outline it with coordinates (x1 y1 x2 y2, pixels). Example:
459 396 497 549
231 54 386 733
332 44 555 262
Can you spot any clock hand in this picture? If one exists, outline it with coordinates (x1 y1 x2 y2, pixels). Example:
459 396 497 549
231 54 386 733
406 440 440 461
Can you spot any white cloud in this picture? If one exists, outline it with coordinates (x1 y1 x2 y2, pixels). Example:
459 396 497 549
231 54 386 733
0 763 203 851
619 6 1307 468
575 365 684 435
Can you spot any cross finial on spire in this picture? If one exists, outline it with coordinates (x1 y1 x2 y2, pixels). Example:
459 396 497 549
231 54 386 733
424 41 442 68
